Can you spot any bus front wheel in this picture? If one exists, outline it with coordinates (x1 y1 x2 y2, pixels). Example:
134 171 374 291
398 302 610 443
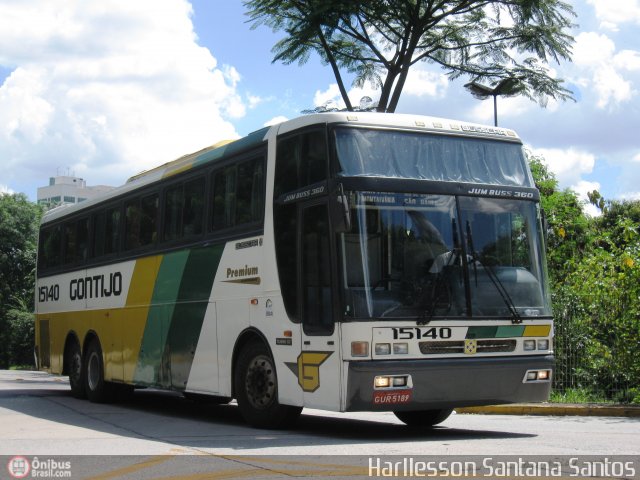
393 409 453 428
83 338 114 403
234 340 302 429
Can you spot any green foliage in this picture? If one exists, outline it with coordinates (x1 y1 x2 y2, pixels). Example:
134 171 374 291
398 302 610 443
244 0 576 112
6 305 35 368
529 155 640 404
0 193 42 368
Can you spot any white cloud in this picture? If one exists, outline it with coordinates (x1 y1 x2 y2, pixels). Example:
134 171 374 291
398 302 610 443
571 180 602 217
531 147 596 187
0 185 15 195
263 116 288 127
618 191 640 201
634 153 640 162
586 0 640 30
572 32 637 109
402 69 449 98
313 84 342 108
0 0 243 192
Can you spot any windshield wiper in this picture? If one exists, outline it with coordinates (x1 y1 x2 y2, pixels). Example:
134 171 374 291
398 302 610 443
466 221 522 324
418 219 459 326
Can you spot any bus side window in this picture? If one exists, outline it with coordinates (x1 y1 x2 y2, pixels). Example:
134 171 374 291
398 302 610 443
236 157 264 225
274 129 327 198
183 176 205 237
63 222 77 265
163 184 183 242
76 217 89 263
211 167 237 230
140 194 158 246
125 199 141 250
39 225 62 270
94 206 121 257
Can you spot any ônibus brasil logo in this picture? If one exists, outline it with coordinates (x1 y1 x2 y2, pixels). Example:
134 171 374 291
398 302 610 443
7 456 30 479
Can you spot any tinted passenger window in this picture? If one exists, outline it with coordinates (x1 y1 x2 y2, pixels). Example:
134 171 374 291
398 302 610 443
38 225 62 270
275 130 327 197
210 156 264 231
163 176 205 242
125 194 158 250
94 207 120 257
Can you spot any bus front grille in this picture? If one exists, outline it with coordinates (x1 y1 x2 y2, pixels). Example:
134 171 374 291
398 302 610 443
419 339 517 354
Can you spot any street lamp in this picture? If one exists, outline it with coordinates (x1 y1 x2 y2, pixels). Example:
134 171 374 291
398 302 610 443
464 77 525 126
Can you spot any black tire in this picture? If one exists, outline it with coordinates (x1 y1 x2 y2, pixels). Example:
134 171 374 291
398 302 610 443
83 338 114 403
394 408 453 428
65 340 85 399
234 340 302 429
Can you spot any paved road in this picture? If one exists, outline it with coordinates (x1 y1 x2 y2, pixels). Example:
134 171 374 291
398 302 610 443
2 370 639 479
1 370 638 457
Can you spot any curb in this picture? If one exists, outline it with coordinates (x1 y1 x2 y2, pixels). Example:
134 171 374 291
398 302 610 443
455 404 640 417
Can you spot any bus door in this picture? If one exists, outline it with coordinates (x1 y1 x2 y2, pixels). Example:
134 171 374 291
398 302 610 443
298 201 341 410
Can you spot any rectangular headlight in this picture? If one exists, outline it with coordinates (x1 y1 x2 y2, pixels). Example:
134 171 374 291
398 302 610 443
393 343 409 354
375 343 391 355
537 339 549 350
374 376 391 388
523 340 536 351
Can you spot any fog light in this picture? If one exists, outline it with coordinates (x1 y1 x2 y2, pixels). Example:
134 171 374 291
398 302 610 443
374 376 391 388
393 343 409 354
538 370 550 380
523 340 536 351
375 343 391 355
351 341 369 357
537 339 549 350
392 376 407 387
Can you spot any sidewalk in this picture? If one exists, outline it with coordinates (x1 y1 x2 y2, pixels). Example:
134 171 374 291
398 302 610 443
456 403 640 417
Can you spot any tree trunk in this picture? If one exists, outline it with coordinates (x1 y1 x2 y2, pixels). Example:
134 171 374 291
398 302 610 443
318 28 353 111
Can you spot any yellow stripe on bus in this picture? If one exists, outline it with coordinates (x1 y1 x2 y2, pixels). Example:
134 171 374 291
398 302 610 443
523 325 551 337
122 255 163 383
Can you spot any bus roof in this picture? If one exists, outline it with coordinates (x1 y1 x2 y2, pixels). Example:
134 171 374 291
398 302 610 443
41 112 521 224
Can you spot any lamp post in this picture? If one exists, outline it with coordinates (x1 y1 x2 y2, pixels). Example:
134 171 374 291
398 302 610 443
464 78 525 127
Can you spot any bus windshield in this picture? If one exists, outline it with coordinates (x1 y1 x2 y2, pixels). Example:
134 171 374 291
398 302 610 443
339 192 551 320
334 127 532 187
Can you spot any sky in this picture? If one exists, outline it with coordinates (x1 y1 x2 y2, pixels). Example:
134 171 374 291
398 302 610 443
0 0 639 216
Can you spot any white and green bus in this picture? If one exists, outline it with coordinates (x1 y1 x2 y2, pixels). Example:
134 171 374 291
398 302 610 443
35 112 553 429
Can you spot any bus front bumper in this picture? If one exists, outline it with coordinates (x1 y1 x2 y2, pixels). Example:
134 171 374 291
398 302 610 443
345 354 554 412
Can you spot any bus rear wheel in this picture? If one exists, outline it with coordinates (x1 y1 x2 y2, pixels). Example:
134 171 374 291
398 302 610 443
234 340 302 429
66 340 85 399
393 409 453 428
83 338 114 403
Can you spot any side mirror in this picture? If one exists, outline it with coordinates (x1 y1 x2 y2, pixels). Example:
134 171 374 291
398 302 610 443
541 208 549 245
331 183 351 233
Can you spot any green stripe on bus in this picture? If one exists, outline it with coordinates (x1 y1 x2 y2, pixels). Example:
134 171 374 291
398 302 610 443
133 250 190 386
466 325 531 339
165 243 224 389
466 326 497 339
495 325 526 338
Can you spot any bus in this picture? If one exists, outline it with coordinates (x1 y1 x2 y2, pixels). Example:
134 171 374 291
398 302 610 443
35 112 553 429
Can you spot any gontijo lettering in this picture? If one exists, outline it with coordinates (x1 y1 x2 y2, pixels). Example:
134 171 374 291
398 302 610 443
70 272 123 300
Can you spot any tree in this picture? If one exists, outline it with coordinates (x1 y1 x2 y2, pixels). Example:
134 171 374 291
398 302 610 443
245 0 576 112
0 193 42 368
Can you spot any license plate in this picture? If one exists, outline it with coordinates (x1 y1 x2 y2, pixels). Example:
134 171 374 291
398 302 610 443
373 389 412 405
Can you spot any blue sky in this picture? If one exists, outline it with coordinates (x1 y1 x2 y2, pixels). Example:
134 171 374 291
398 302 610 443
1 0 639 215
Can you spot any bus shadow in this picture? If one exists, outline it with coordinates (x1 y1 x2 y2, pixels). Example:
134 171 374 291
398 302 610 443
107 389 537 449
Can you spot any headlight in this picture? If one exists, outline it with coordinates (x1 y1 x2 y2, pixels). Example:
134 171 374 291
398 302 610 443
375 343 391 355
393 343 409 354
523 340 536 351
537 339 550 350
